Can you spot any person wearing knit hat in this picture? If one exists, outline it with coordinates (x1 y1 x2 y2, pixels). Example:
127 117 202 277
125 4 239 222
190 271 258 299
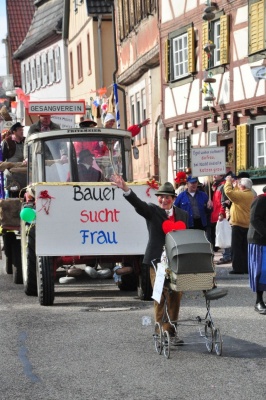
174 171 187 195
174 171 187 184
103 113 116 127
103 112 151 138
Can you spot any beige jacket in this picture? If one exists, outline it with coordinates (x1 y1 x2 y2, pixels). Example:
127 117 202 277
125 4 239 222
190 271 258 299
224 182 254 228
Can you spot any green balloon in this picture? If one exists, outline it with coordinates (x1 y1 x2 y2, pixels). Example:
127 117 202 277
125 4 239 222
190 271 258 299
20 208 36 223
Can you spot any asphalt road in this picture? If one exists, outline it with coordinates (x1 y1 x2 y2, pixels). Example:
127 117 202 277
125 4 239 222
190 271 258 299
0 251 266 400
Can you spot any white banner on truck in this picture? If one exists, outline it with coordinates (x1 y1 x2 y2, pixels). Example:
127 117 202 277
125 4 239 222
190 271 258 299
35 184 157 256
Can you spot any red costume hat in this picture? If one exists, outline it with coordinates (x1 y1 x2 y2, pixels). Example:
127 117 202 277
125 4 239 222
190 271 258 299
174 171 187 184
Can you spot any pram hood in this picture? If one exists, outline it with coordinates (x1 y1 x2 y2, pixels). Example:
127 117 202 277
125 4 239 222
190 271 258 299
165 230 214 274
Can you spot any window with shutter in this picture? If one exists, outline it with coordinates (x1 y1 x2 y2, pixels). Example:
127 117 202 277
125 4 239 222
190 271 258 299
141 89 147 141
55 46 62 82
21 63 26 93
87 34 92 75
26 62 31 93
130 95 135 125
31 58 36 92
135 0 141 23
202 21 209 70
36 55 42 89
175 131 191 172
77 42 83 82
48 49 55 84
41 53 48 87
117 0 125 40
169 24 195 82
142 0 148 16
129 82 147 143
129 1 135 29
202 13 229 70
70 51 74 88
187 27 196 74
249 0 264 55
117 0 156 41
220 15 229 65
165 39 169 82
143 0 156 17
254 125 266 167
236 125 247 170
209 131 218 146
123 1 130 37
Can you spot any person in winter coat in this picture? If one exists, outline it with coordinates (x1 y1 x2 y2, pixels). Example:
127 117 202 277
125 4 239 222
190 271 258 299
174 175 212 230
111 176 188 345
1 122 27 197
24 114 61 158
224 176 254 274
210 174 226 251
247 186 266 314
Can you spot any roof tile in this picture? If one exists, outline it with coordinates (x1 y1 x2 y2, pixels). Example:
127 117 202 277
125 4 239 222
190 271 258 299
6 0 35 86
13 0 64 60
86 0 113 15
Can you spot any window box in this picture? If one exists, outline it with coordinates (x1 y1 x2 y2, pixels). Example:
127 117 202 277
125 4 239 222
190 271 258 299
239 168 266 179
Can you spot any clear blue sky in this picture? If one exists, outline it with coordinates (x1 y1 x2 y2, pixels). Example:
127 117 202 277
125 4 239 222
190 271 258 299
0 0 7 76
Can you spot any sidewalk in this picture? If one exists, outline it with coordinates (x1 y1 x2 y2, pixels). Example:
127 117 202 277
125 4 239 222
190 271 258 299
213 248 249 279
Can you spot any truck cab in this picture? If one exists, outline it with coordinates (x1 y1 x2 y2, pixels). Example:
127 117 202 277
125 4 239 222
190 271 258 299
27 127 133 184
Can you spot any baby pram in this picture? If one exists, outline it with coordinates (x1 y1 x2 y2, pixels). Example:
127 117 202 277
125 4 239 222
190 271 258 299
152 229 227 359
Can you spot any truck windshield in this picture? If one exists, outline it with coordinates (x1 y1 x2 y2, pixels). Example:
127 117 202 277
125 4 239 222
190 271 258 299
32 137 123 183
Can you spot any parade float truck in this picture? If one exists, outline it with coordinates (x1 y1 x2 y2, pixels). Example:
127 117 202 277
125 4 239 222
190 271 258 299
16 127 157 306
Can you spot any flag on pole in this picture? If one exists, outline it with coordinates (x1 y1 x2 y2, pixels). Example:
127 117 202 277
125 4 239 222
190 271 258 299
113 83 120 129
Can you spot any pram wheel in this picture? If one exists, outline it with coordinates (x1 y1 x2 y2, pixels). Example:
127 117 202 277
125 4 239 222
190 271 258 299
154 322 162 354
213 328 222 356
162 331 170 359
204 321 213 353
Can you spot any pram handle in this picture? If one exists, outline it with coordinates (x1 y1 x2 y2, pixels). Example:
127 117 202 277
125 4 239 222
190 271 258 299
151 258 161 272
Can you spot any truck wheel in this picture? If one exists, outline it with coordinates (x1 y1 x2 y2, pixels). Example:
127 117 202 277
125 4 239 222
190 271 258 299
12 238 23 284
37 256 54 306
138 264 153 301
21 222 37 296
3 232 16 274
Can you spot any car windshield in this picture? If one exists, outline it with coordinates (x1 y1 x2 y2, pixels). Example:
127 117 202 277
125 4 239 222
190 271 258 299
30 136 123 183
